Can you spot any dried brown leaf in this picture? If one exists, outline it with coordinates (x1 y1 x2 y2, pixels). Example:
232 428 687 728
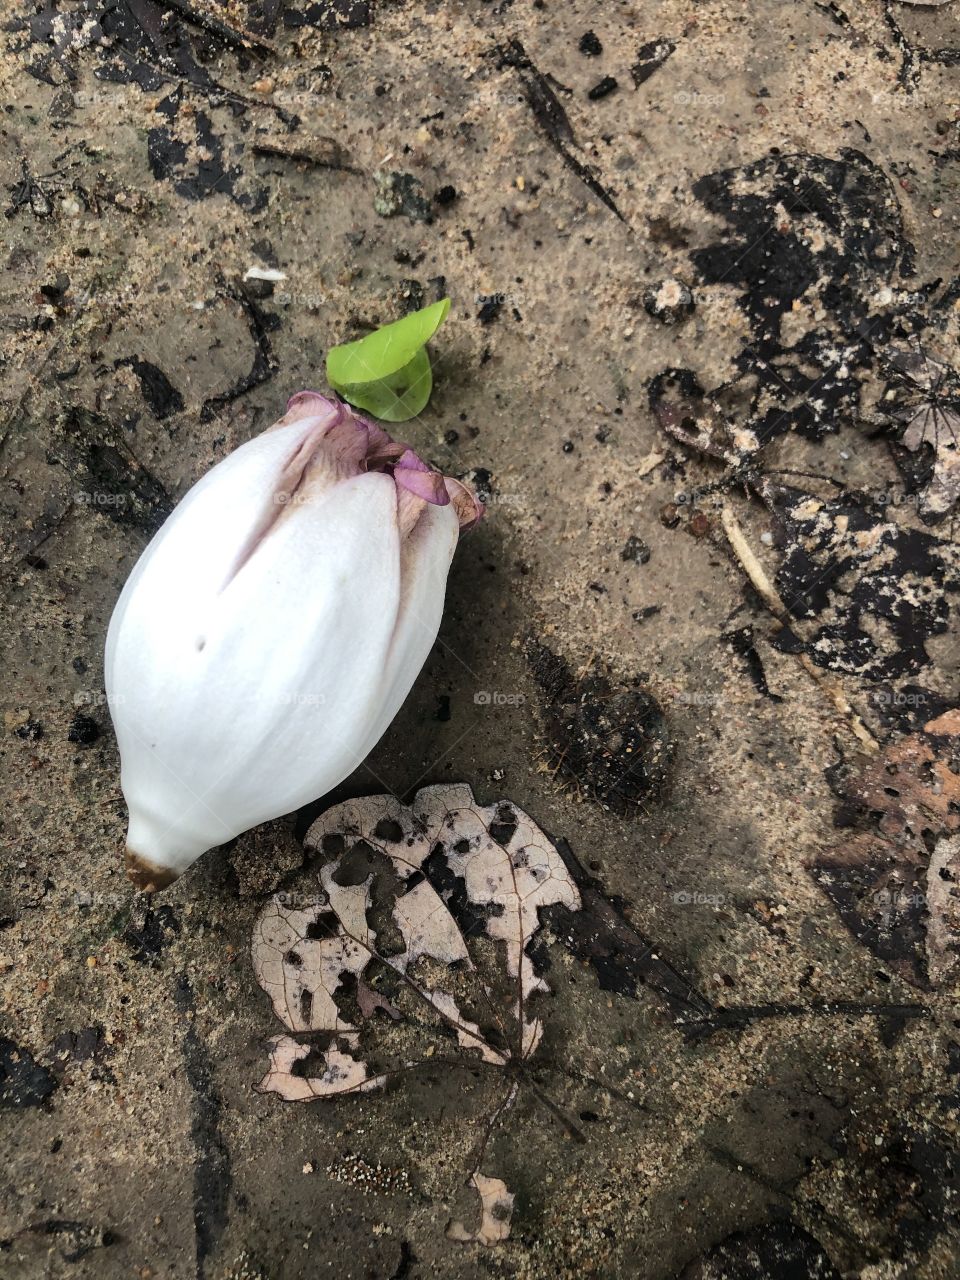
811 710 960 987
251 783 580 1100
447 1173 515 1246
257 1034 385 1101
926 834 960 985
900 403 960 518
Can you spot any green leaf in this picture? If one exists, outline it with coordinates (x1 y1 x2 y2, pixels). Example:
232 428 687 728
326 298 450 422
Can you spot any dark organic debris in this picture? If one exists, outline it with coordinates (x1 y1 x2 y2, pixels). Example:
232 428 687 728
677 1220 841 1280
769 485 960 681
579 31 602 57
648 366 759 469
9 0 270 92
149 89 269 211
722 626 782 701
5 162 55 219
477 295 503 325
123 904 181 965
871 1124 960 1257
252 137 360 174
880 0 960 93
54 406 173 536
813 708 960 988
91 0 214 94
815 1 852 30
374 171 433 222
283 0 371 30
114 357 185 421
587 76 619 101
160 0 275 56
21 1219 116 1264
200 282 277 423
0 1037 58 1109
631 39 677 87
868 683 955 733
621 535 651 565
526 640 672 814
67 712 100 745
497 40 626 222
689 149 917 445
49 1026 115 1086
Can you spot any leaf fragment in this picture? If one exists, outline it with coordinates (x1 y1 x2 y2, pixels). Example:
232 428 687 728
900 403 960 518
812 709 960 987
252 783 581 1082
447 1173 515 1246
257 1034 386 1101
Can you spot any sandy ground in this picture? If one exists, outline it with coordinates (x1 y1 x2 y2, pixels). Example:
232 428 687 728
1 1 960 1277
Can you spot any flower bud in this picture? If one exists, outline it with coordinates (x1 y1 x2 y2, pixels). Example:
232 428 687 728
105 393 482 890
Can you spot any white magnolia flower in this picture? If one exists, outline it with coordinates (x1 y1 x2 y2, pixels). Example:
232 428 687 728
105 392 482 891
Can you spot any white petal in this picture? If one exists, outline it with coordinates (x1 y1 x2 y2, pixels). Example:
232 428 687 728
110 472 403 874
105 412 338 692
352 499 460 763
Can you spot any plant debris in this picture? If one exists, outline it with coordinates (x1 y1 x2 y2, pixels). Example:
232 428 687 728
446 1174 515 1246
497 39 626 222
884 345 960 520
768 485 960 681
813 708 960 988
678 1220 841 1279
631 38 677 87
252 784 585 1242
373 171 433 223
688 149 919 445
0 1037 58 1109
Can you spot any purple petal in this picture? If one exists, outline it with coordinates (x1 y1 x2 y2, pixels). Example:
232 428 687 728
394 450 451 503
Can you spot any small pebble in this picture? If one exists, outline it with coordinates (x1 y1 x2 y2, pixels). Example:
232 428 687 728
643 279 695 324
588 76 619 101
688 512 711 539
621 535 651 565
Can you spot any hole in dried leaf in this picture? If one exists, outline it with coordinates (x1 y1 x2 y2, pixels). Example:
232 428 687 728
300 990 313 1024
373 818 404 843
304 913 339 940
333 841 379 886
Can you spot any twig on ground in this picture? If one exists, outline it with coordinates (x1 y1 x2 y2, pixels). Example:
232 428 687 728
720 505 879 753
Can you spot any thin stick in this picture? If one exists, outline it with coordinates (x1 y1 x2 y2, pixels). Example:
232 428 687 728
161 0 277 57
720 505 879 753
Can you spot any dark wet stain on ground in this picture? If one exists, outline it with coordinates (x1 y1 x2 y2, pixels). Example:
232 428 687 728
527 639 672 814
